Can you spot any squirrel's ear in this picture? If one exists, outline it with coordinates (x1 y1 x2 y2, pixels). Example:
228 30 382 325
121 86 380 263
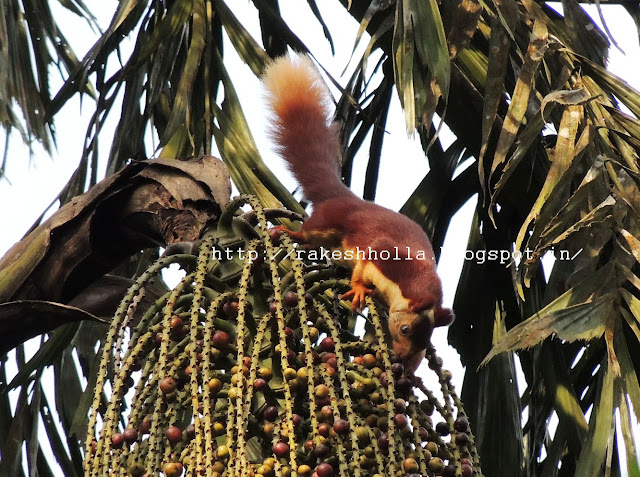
410 296 436 313
434 308 454 327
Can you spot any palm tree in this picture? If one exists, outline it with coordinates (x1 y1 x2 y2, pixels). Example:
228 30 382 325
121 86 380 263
1 0 640 476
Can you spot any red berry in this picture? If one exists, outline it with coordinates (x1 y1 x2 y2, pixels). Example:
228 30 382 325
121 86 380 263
396 377 413 394
391 362 404 376
269 228 282 243
254 378 267 391
184 364 200 376
320 352 336 363
185 424 196 440
314 443 330 458
454 416 469 432
320 337 335 352
139 418 151 435
324 356 338 370
310 350 321 364
378 433 389 450
223 300 238 317
333 419 350 435
394 414 408 429
461 463 474 477
212 330 230 348
292 413 302 428
170 317 186 339
321 352 337 370
166 426 182 445
159 377 177 394
316 463 335 477
318 422 331 437
443 465 456 477
123 427 138 444
283 291 298 308
455 432 470 445
320 406 333 421
272 441 289 458
111 433 125 449
263 405 279 422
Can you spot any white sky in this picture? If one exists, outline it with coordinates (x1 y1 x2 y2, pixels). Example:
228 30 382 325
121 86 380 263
1 1 640 473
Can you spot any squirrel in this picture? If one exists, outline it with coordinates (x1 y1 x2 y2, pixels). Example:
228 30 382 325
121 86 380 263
262 54 454 373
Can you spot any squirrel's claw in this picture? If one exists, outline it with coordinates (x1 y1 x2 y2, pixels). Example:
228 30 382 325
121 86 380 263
270 225 306 242
342 284 373 310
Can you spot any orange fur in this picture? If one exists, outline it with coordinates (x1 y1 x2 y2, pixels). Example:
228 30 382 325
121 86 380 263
263 55 351 204
263 54 453 373
263 55 330 126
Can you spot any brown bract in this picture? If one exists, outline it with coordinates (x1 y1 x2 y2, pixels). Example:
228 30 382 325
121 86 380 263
0 156 231 350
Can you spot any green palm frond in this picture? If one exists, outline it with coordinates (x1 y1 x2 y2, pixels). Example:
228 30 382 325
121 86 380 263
341 1 640 475
0 0 95 166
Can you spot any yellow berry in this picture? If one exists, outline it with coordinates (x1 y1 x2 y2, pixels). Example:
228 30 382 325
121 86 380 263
208 378 223 394
297 464 312 476
217 445 230 459
403 458 419 473
283 367 297 380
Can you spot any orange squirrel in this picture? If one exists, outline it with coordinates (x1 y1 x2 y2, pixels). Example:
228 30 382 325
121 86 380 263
263 54 454 373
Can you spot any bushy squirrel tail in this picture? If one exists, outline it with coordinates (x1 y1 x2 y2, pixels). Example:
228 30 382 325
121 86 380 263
263 54 352 204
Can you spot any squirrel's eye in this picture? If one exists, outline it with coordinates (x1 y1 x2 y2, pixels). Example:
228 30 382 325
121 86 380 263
400 325 411 336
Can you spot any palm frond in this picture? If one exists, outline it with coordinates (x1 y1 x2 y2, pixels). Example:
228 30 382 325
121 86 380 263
340 1 640 475
0 0 95 167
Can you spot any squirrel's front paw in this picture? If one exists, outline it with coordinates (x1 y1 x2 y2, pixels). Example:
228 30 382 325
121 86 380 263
342 283 373 310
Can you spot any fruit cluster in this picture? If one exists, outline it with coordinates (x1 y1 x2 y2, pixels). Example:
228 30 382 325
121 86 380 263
84 196 481 477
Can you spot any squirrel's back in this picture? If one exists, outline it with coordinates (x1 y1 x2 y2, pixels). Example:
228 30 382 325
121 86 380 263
263 55 352 204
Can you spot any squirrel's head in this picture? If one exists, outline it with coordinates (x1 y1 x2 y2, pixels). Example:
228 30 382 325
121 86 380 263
388 306 454 373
